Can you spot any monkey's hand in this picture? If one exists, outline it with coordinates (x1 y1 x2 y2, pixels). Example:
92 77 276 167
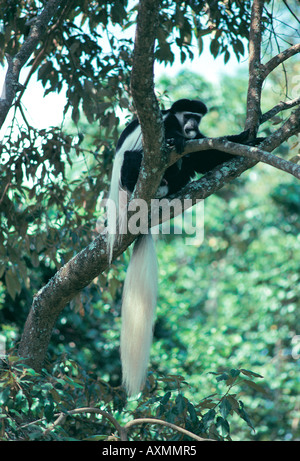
166 136 186 154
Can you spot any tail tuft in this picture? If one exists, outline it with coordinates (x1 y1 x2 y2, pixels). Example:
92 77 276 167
121 234 158 396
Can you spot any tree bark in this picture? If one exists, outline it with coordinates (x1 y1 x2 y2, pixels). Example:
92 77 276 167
130 0 167 205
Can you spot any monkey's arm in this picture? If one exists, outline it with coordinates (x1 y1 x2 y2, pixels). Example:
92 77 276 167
189 131 265 174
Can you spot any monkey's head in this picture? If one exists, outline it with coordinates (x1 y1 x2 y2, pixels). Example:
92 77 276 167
170 99 208 140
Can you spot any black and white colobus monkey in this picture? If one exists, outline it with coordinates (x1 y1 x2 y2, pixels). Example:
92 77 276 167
107 99 253 396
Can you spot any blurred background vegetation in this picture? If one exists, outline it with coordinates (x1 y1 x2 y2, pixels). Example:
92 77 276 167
1 66 299 440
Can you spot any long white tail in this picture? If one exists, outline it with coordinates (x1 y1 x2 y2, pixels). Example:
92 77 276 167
106 144 158 395
121 233 158 396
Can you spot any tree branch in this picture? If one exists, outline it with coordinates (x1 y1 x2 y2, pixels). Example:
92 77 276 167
260 104 300 152
174 137 300 180
17 230 135 370
245 0 264 134
13 1 72 111
282 0 300 24
20 407 127 440
261 97 300 124
0 0 65 130
130 0 166 205
261 43 300 80
124 418 213 441
244 4 300 135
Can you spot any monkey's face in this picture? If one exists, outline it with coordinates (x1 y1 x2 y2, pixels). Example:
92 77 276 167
176 112 202 139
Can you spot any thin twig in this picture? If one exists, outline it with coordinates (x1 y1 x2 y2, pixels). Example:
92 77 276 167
282 0 300 24
124 418 214 441
261 43 300 80
261 97 300 124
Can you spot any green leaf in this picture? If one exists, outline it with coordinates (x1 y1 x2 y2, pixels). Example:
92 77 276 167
219 397 232 419
242 379 267 395
160 391 171 406
210 38 220 58
187 401 199 425
224 49 230 64
240 369 264 379
238 401 255 432
197 36 203 55
230 369 240 378
234 39 245 56
226 395 240 412
202 409 216 429
216 372 229 382
175 393 186 415
44 399 54 423
5 268 21 300
216 416 230 438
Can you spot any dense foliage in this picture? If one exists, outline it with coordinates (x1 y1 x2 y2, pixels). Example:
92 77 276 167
0 0 299 442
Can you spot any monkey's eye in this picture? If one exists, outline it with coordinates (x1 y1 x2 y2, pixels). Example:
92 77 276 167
183 114 201 125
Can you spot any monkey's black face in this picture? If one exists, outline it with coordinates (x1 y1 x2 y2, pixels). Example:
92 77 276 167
176 112 202 139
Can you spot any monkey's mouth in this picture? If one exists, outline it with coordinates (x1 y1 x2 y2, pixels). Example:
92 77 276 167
185 129 197 138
